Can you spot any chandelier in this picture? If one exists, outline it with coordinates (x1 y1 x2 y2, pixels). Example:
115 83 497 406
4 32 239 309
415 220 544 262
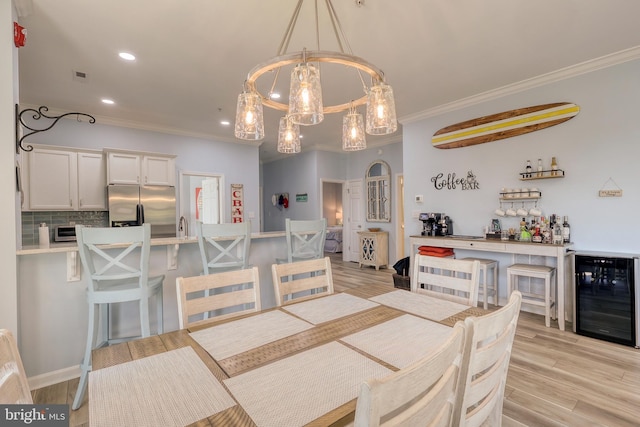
234 0 397 153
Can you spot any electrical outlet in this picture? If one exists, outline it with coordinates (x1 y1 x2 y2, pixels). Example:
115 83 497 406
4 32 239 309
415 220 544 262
412 210 420 218
415 195 424 203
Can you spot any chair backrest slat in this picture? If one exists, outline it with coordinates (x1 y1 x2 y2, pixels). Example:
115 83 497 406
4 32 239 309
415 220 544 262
197 221 251 274
285 218 327 263
76 224 151 293
271 257 334 306
457 291 522 427
0 329 33 404
412 255 481 306
354 322 470 427
176 266 261 329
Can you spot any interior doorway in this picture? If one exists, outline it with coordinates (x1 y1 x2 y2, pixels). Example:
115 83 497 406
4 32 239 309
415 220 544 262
321 179 345 260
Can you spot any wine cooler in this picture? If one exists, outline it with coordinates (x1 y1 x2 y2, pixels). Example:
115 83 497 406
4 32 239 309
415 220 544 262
574 252 639 348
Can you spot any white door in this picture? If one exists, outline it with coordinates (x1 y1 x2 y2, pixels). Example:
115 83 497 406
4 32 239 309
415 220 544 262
345 179 364 262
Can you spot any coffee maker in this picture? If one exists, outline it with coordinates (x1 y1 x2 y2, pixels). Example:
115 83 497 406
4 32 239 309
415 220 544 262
419 212 453 236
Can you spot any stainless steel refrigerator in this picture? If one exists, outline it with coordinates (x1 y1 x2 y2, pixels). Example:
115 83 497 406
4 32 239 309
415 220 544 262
107 185 176 238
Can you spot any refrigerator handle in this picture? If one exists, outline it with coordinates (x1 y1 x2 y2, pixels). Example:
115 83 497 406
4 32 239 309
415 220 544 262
136 204 144 226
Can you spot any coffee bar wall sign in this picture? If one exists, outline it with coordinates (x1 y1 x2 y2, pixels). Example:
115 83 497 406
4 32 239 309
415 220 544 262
231 184 244 223
431 170 480 191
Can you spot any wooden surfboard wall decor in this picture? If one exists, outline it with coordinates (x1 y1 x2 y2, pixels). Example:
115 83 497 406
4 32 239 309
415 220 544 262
431 102 580 149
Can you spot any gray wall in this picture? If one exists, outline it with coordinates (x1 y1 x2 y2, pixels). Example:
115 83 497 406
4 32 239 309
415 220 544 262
262 142 404 262
403 58 640 255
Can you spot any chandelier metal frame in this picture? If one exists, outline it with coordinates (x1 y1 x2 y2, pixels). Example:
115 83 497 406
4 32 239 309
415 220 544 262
245 50 386 114
235 0 396 150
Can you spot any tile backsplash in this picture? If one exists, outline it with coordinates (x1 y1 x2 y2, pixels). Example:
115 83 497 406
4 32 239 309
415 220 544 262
22 211 108 246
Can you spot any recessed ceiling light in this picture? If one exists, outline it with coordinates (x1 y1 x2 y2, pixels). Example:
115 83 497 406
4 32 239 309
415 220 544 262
101 98 115 105
118 52 136 61
220 120 230 126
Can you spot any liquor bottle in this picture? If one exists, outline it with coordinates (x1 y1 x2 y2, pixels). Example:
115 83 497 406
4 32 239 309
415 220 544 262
525 160 532 178
532 218 542 243
552 216 563 244
537 158 543 177
541 217 552 244
562 216 571 243
551 156 558 176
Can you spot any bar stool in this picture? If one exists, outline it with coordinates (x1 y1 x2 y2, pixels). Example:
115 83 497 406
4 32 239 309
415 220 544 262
461 257 498 309
72 224 164 410
507 263 556 327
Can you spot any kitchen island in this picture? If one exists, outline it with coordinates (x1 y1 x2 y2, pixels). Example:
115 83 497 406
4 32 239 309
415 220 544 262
16 231 287 386
409 235 574 331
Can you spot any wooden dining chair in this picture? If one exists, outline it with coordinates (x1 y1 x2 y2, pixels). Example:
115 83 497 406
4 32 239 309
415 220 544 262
72 223 164 410
0 329 33 404
276 218 327 264
411 255 481 306
176 266 261 329
271 257 334 306
196 221 252 274
457 291 522 427
353 321 470 427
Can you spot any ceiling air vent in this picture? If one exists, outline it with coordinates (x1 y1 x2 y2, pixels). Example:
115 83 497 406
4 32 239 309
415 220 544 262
72 70 89 83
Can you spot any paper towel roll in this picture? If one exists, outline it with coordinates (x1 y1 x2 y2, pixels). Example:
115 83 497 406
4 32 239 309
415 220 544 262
39 223 50 248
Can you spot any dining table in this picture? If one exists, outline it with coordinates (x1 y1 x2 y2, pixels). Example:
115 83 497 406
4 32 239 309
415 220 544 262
88 283 490 427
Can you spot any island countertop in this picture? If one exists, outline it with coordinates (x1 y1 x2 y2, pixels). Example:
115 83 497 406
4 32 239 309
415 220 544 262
16 231 286 255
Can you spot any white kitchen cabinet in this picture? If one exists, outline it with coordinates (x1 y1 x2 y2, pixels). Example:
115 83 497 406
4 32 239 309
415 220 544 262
106 150 176 186
22 146 106 211
77 151 107 209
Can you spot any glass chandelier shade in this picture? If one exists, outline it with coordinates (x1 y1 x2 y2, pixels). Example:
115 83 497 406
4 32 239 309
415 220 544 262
366 82 397 135
342 107 366 151
234 91 264 140
288 62 324 126
277 116 301 154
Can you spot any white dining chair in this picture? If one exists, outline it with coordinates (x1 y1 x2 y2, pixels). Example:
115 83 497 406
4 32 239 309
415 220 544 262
196 221 252 274
457 291 522 427
176 266 261 329
72 223 164 410
353 321 470 427
276 218 327 264
412 255 481 306
0 329 33 404
271 257 334 306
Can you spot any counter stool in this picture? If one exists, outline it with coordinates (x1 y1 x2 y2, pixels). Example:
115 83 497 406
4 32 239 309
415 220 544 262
461 257 498 309
72 224 164 410
507 263 556 327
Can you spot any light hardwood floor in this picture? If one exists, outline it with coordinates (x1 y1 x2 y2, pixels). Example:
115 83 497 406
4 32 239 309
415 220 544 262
32 252 640 426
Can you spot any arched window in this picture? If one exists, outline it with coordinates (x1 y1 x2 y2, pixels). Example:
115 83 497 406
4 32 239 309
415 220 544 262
366 160 391 222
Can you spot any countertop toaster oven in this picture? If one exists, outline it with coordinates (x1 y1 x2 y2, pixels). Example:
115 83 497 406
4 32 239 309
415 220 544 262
54 225 77 242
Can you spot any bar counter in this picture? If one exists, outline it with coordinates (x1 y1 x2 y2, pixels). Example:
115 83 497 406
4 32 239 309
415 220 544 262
15 231 288 384
409 235 574 331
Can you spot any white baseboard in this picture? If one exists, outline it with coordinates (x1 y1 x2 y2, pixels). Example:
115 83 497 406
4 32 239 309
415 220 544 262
28 365 81 391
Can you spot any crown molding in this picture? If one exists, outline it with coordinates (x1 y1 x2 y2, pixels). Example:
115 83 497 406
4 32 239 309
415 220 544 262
400 46 640 124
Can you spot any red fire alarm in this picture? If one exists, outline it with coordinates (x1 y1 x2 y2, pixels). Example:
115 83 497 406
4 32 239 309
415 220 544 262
14 22 26 47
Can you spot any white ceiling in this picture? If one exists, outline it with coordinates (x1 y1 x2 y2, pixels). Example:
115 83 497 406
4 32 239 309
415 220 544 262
16 0 640 163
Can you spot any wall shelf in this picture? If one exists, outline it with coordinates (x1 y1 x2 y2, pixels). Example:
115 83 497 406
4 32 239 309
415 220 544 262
500 191 541 200
519 169 565 180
